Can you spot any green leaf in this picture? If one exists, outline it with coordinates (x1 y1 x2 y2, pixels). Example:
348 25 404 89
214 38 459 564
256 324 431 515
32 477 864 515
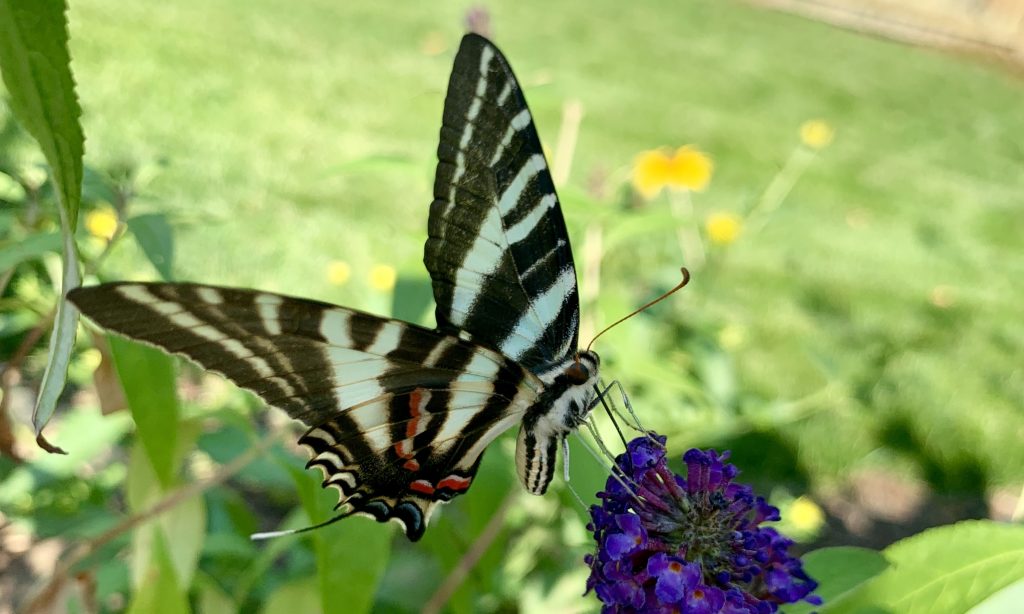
0 0 84 227
126 528 190 614
195 572 238 613
30 214 80 449
0 230 60 271
157 486 206 588
127 213 175 281
1 0 86 447
109 336 180 488
288 465 393 614
969 578 1024 613
261 577 321 614
830 520 1024 614
783 546 888 613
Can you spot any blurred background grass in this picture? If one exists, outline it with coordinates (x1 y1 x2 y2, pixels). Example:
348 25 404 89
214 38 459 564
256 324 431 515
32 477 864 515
3 0 1023 612
69 0 1024 481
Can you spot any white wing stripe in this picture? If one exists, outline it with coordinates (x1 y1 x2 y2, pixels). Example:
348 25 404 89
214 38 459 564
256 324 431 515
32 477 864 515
320 309 352 346
497 81 512 106
450 206 505 326
255 294 283 336
497 154 545 216
499 267 576 360
196 287 223 304
506 193 556 245
478 45 494 78
365 324 402 356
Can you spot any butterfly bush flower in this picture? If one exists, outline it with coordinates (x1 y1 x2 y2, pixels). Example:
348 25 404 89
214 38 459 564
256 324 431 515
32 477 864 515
585 435 820 613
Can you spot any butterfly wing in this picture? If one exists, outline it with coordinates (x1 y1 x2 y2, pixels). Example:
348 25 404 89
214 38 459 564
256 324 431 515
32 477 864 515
426 34 580 371
69 282 540 539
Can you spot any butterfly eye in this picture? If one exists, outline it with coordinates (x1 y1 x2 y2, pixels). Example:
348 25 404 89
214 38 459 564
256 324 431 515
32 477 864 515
565 362 590 385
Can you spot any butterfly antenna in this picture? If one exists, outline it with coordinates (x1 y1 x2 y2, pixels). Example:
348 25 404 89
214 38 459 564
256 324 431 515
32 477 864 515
250 509 355 541
586 267 691 353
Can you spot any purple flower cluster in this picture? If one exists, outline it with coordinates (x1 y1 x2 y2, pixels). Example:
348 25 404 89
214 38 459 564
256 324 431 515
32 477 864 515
585 435 820 613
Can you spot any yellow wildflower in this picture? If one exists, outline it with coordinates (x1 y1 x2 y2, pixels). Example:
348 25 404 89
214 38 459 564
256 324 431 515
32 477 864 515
85 206 118 240
632 146 713 199
788 496 825 533
705 212 741 245
326 260 351 286
800 120 834 150
368 264 397 292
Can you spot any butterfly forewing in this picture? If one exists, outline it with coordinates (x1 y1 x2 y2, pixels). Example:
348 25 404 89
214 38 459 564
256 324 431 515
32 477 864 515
68 282 540 539
70 34 599 542
426 34 580 371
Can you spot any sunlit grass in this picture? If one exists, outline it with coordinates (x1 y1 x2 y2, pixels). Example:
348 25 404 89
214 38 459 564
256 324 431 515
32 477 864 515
59 0 1024 490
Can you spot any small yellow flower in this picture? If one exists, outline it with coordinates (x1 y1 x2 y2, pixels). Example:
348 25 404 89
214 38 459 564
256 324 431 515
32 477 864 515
326 260 351 286
800 120 834 150
705 212 741 245
788 496 825 533
85 206 118 240
368 264 397 292
669 146 713 192
632 146 713 199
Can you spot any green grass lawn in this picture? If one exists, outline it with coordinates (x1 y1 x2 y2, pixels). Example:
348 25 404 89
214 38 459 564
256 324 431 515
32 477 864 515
64 0 1024 491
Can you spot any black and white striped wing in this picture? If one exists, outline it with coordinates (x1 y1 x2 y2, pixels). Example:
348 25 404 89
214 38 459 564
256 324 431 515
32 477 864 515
426 34 580 371
68 282 541 540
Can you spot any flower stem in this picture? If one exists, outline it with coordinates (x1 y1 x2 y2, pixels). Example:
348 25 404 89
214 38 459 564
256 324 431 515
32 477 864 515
670 189 705 269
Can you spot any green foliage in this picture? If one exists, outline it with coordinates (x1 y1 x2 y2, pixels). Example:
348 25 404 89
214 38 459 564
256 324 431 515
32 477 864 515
828 521 1024 613
0 229 60 270
126 213 175 281
785 547 889 613
109 336 180 488
290 465 393 614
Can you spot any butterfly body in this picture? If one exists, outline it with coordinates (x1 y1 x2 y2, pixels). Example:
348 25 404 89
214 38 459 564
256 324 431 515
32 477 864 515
70 34 598 541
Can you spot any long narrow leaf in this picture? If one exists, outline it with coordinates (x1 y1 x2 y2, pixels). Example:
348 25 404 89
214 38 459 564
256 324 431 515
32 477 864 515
0 0 86 450
0 0 84 225
30 208 80 452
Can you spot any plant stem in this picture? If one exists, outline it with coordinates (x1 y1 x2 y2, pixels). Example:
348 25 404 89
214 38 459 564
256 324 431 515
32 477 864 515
670 189 705 269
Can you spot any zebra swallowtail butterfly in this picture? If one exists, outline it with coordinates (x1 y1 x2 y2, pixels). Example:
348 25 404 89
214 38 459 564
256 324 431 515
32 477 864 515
69 34 600 541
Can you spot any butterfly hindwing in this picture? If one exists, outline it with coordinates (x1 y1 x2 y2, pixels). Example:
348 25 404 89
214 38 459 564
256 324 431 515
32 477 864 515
426 34 580 371
68 282 540 539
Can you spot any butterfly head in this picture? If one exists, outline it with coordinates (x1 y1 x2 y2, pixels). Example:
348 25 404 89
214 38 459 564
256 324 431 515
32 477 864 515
559 349 602 428
566 350 600 386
